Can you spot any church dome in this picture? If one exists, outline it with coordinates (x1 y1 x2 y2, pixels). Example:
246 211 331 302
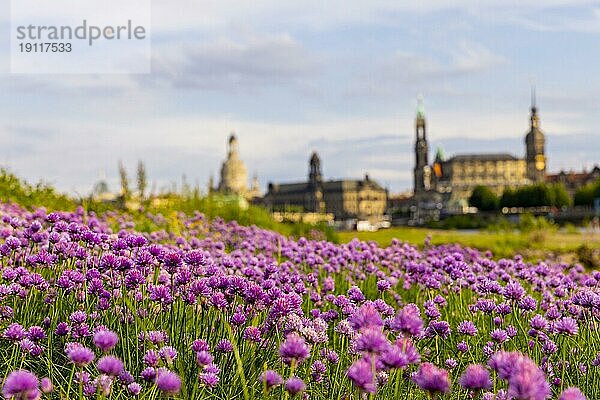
218 133 249 195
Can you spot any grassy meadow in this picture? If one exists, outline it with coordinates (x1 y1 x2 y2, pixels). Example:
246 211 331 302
339 226 600 261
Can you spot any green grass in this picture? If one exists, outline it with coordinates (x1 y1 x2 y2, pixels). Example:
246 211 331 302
338 227 600 260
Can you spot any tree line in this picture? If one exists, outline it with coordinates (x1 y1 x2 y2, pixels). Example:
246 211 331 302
573 179 600 207
469 183 572 211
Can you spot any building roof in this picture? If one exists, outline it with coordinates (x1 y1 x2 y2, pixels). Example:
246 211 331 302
322 179 385 192
267 182 308 194
268 178 385 194
446 153 519 162
546 166 600 185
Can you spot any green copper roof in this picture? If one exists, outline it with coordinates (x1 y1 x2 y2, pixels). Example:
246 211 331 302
435 147 445 162
416 95 425 118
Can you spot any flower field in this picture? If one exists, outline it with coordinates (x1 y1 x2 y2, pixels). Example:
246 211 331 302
0 202 598 399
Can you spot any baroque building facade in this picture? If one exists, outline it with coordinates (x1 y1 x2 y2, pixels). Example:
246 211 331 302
263 152 387 221
413 94 546 209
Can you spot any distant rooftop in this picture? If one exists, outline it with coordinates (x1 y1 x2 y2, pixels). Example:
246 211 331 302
447 153 518 162
268 177 384 193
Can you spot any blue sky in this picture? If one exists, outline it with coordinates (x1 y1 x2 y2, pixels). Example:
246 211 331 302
1 0 599 195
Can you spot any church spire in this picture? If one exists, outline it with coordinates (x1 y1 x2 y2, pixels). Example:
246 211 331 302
530 84 540 129
416 93 425 120
525 85 545 182
414 94 429 194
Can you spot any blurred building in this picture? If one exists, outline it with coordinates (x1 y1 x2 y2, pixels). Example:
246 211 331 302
263 152 387 222
413 91 546 212
546 166 600 198
214 133 261 200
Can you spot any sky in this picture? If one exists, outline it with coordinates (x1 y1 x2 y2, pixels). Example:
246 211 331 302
1 0 600 195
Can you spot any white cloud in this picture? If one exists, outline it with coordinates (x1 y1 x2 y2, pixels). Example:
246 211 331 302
451 41 506 73
501 7 600 33
347 40 506 97
148 0 600 33
150 33 318 91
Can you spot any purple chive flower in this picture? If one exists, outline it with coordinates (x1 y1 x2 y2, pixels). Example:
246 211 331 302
97 356 124 376
491 329 509 343
196 351 213 366
559 387 587 400
259 370 283 389
146 331 169 345
192 339 209 353
489 351 550 400
412 363 451 395
3 323 26 342
322 349 340 364
377 280 391 292
2 370 40 400
355 327 390 355
348 302 383 332
26 326 46 342
425 320 451 339
243 326 261 343
380 338 420 369
69 310 87 324
457 341 469 353
141 367 157 382
93 329 119 352
118 371 135 385
215 339 233 353
156 369 181 395
390 304 423 336
518 296 537 311
279 333 311 365
199 373 219 388
75 372 90 385
445 358 458 369
159 346 178 363
488 351 522 379
40 377 52 394
230 311 247 326
507 358 551 400
460 364 492 390
55 322 70 336
128 382 142 396
503 282 526 301
285 377 306 396
555 317 579 336
311 361 326 382
458 320 478 336
143 350 160 367
347 357 377 393
205 363 220 375
66 343 95 367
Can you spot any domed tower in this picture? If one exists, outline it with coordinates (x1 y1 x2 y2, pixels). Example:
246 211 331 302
218 133 249 195
525 87 546 182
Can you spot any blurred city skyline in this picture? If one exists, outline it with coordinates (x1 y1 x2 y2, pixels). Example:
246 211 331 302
1 1 599 194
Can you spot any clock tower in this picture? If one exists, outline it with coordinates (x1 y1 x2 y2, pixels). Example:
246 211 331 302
525 86 546 183
414 96 431 194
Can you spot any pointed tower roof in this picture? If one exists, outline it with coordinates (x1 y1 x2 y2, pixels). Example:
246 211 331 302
527 84 542 132
416 94 425 119
434 147 445 163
